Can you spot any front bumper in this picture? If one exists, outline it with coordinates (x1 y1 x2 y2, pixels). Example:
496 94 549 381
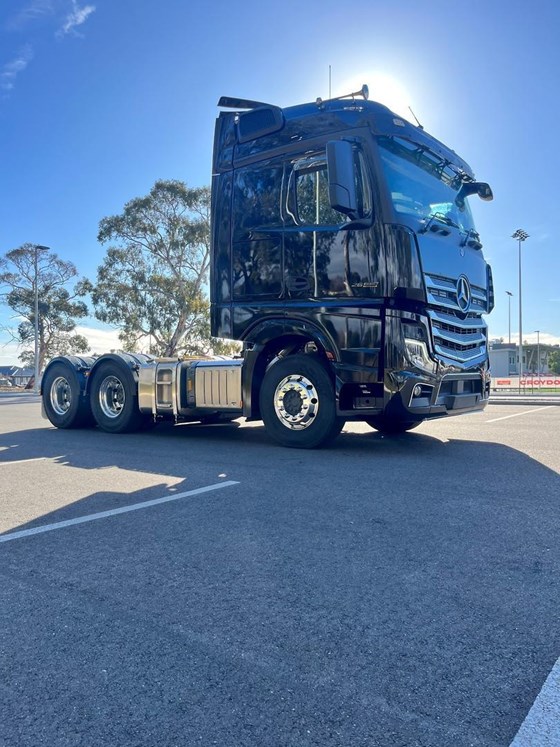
384 368 490 421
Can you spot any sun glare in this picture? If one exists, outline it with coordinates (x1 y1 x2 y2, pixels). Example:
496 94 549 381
337 72 412 120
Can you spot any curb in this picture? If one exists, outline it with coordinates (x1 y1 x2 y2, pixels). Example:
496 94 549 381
489 396 560 406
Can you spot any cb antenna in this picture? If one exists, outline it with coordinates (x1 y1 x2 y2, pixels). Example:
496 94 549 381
408 106 424 130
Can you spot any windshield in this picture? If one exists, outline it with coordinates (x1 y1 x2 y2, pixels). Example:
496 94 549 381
378 135 476 233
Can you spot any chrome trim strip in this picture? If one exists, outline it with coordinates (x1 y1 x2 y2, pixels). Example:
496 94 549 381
434 343 487 363
429 308 486 329
432 327 486 346
171 363 178 420
151 367 157 417
408 384 433 408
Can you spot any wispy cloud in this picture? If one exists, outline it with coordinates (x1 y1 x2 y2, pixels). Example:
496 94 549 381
0 45 34 92
56 0 96 38
6 0 55 31
6 0 96 38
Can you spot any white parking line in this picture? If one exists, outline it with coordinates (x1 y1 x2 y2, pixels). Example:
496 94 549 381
510 656 560 746
487 406 554 423
0 457 58 466
0 480 239 544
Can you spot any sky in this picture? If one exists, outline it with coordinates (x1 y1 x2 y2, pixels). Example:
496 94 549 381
1 0 559 365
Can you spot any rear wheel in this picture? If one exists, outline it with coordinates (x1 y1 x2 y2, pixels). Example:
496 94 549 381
365 416 422 434
90 362 144 433
42 362 93 429
259 354 343 448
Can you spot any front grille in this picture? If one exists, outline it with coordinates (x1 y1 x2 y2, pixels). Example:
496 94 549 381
425 273 488 314
425 273 488 365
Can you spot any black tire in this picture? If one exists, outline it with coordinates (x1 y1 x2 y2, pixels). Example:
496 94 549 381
42 362 94 429
90 361 144 434
365 416 422 434
259 354 344 448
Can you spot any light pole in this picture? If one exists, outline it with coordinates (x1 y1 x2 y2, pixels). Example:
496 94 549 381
506 291 513 345
534 330 540 377
33 245 50 394
512 229 529 389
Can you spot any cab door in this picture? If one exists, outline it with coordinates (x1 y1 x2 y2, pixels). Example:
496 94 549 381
282 141 375 302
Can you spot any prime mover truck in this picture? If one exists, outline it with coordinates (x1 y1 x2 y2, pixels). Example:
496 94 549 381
42 85 494 448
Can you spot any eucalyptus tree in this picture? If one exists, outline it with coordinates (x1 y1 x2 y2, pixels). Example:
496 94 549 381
93 179 220 356
0 244 90 372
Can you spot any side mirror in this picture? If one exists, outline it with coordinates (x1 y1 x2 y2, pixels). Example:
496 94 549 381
477 183 493 201
455 181 494 208
326 140 357 215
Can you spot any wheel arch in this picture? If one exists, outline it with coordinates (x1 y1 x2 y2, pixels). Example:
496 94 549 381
41 355 96 397
241 318 339 419
86 352 154 395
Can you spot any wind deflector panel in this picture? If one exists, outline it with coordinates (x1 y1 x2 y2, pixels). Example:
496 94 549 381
237 106 284 143
218 96 271 109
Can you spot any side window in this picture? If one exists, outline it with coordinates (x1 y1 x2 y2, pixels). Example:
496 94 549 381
354 150 372 217
293 158 344 225
287 146 371 227
232 162 283 298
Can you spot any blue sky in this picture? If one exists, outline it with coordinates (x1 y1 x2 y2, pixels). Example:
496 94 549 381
1 0 559 363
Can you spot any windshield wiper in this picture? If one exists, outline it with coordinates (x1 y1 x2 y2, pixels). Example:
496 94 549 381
419 212 458 234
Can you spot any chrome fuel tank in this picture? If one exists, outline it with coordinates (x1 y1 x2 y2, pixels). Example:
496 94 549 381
138 358 243 418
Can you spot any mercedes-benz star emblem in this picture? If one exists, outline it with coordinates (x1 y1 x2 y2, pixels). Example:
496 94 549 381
456 275 471 313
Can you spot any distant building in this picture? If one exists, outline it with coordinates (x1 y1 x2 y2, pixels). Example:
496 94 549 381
489 340 556 376
0 366 34 387
0 365 18 383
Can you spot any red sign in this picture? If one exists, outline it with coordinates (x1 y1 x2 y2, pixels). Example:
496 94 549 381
521 378 560 386
493 376 560 387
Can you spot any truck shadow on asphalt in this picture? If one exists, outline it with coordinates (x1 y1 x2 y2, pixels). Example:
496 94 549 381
1 419 559 535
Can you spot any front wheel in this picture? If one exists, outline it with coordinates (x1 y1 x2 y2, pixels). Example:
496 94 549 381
90 362 144 433
365 416 422 435
259 354 344 448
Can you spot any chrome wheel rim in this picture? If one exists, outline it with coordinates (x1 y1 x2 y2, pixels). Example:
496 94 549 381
98 375 125 419
50 376 72 416
273 374 319 430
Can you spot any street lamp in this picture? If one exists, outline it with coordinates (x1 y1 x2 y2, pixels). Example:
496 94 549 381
512 229 529 389
505 291 513 345
33 245 50 394
534 330 540 377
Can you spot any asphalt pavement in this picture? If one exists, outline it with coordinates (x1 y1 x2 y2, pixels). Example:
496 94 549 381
1 397 559 746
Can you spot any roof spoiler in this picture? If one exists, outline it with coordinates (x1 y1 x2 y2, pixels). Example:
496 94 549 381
217 96 273 110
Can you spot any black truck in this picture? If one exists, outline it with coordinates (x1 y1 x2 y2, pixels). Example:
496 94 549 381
42 85 494 448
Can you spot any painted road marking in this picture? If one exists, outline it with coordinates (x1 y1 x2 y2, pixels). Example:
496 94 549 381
510 656 560 746
487 406 554 423
0 480 239 544
0 457 57 466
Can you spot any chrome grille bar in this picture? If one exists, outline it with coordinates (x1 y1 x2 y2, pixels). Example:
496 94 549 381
425 273 488 364
425 272 488 315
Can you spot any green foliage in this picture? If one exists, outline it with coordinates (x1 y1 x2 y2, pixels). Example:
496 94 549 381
0 244 91 371
93 180 216 357
548 348 560 374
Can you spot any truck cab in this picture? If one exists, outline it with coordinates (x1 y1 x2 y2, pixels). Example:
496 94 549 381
210 87 494 440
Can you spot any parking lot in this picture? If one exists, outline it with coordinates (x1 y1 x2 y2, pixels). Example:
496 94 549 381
1 394 559 747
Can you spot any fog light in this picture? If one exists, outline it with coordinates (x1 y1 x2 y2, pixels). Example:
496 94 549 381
413 385 422 397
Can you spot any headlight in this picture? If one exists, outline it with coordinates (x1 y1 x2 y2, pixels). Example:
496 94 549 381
404 337 436 373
